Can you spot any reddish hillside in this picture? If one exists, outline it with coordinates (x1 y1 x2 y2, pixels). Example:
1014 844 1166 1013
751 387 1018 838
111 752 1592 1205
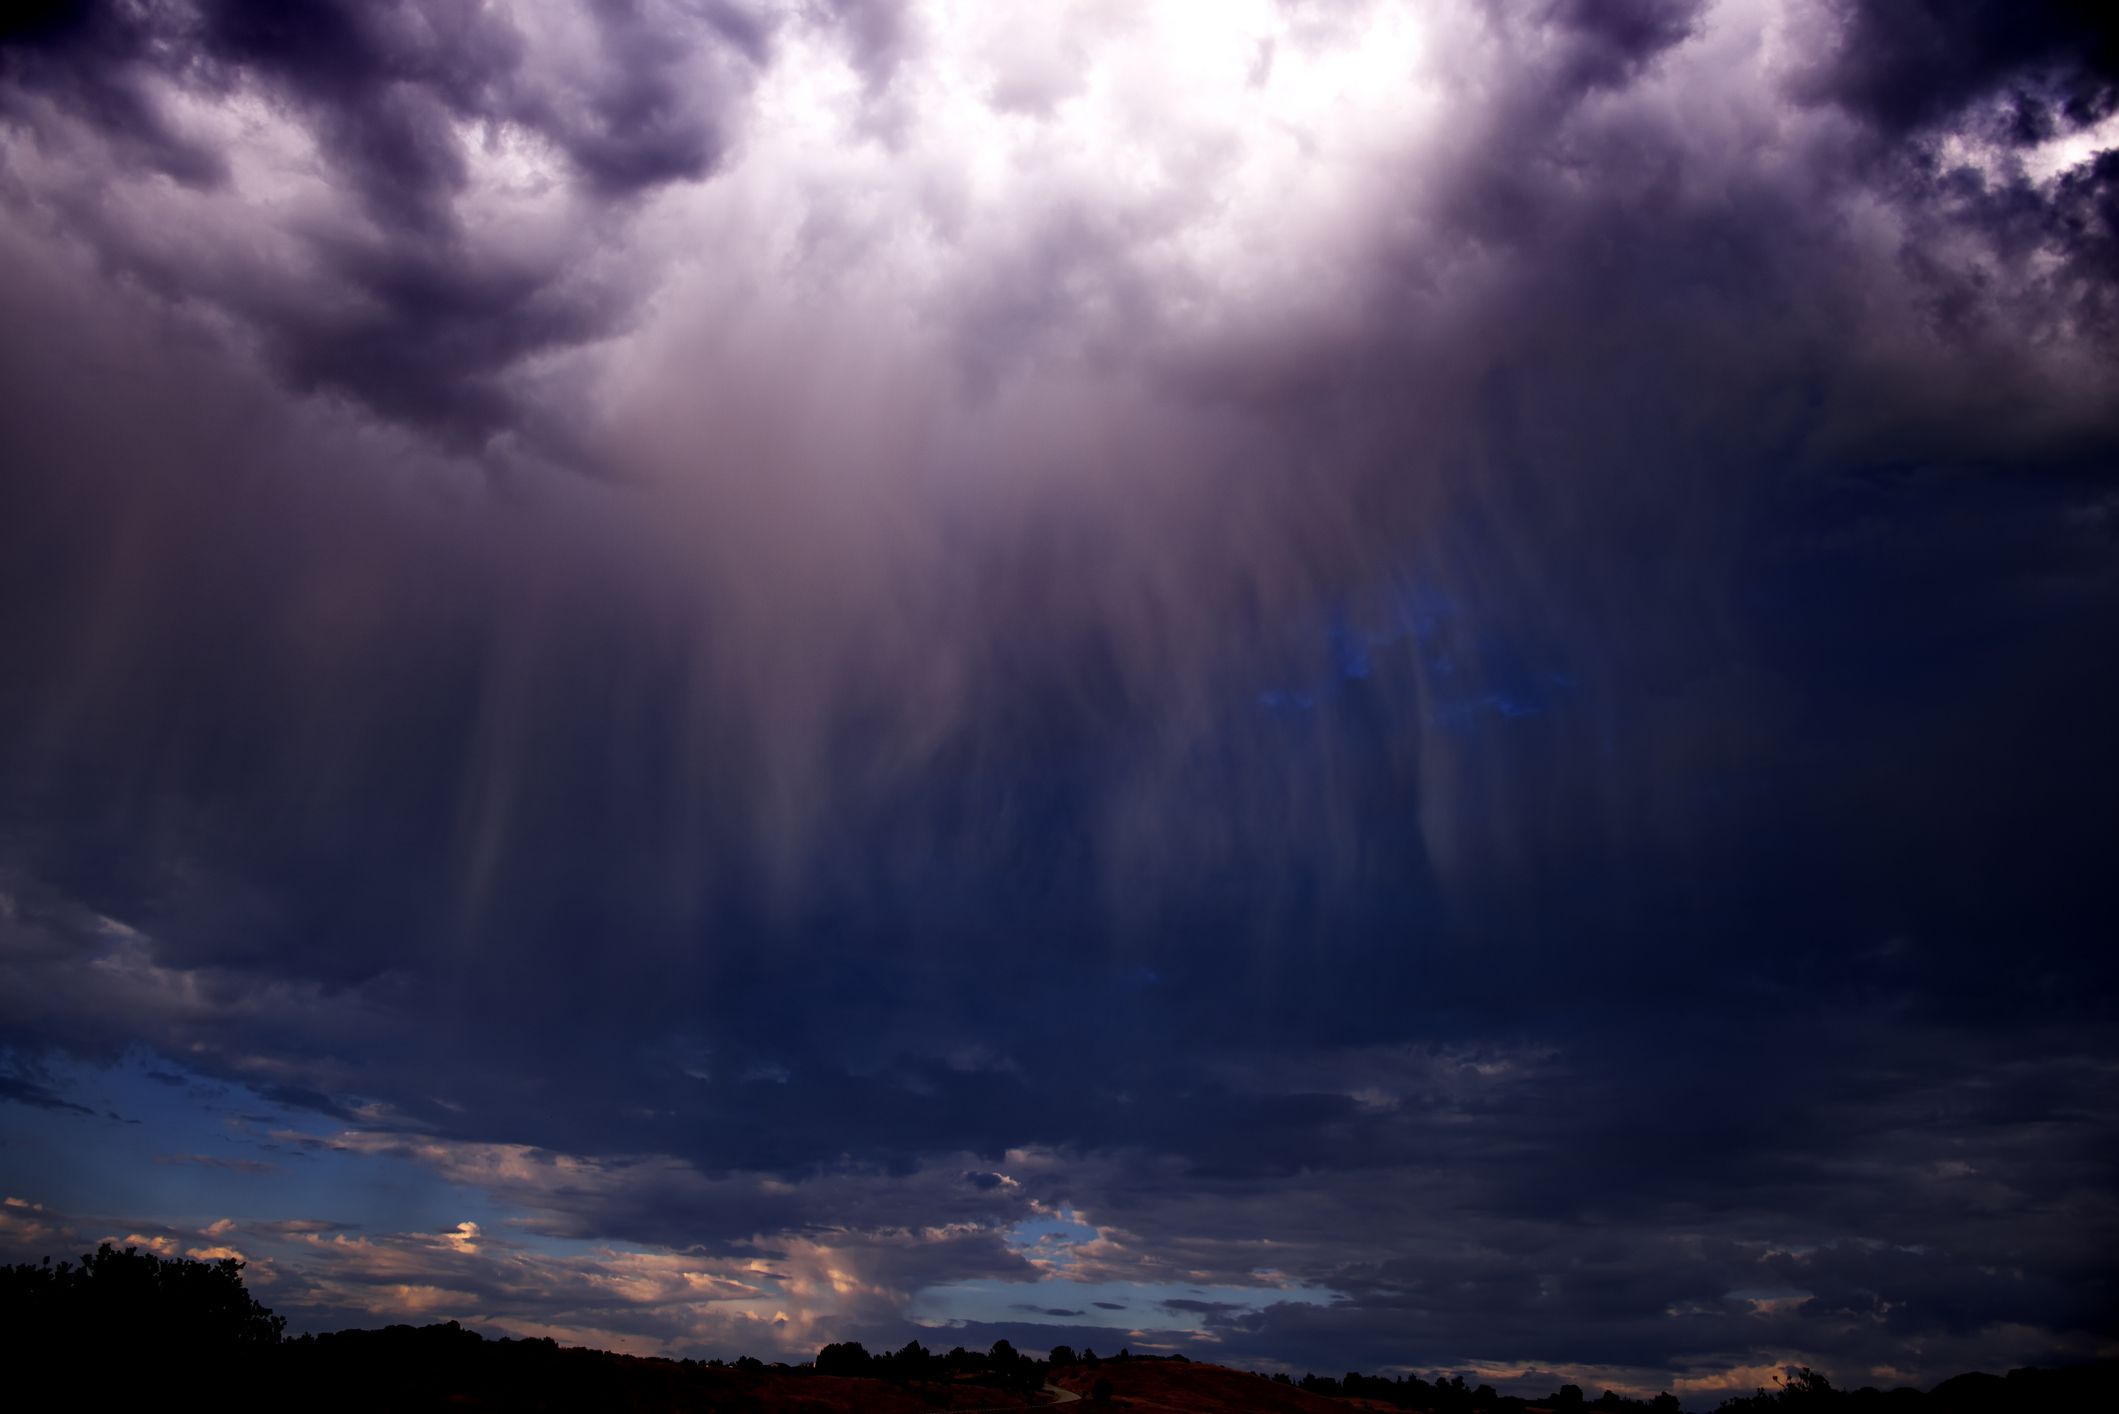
596 1366 1053 1412
431 1354 1061 1412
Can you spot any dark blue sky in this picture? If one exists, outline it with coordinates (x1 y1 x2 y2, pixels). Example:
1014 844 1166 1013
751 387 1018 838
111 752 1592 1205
2 1 2116 1402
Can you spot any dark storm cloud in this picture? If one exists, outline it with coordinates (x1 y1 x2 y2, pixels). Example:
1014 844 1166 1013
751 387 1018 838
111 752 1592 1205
1538 0 1704 91
3 0 2117 1389
1 0 770 448
0 1072 96 1117
1806 0 2118 137
1796 1 2119 348
0 2 225 185
196 1 512 234
5 0 759 208
5 0 2105 1074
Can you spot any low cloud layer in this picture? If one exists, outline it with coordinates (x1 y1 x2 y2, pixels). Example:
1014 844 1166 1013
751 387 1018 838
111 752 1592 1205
4 0 2116 1397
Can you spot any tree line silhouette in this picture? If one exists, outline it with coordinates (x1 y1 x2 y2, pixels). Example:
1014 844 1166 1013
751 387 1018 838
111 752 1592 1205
4 1244 2112 1412
815 1335 1050 1392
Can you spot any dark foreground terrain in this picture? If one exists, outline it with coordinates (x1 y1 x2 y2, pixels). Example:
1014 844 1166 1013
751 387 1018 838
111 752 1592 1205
6 1244 2113 1412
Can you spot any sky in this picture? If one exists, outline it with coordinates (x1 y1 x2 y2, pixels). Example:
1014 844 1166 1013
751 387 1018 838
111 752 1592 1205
1 0 2115 1402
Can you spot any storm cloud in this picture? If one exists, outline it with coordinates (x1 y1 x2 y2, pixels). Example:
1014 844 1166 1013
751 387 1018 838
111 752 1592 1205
3 0 2116 1399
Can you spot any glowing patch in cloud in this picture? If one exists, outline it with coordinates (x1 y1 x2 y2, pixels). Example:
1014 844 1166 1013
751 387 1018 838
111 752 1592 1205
738 0 1441 343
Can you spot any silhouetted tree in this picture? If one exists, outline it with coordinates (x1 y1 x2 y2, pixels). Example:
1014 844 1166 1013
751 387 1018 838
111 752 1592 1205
1091 1375 1115 1402
1780 1369 1836 1406
814 1340 871 1376
1714 1367 1840 1413
1049 1343 1077 1367
2 1242 284 1365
